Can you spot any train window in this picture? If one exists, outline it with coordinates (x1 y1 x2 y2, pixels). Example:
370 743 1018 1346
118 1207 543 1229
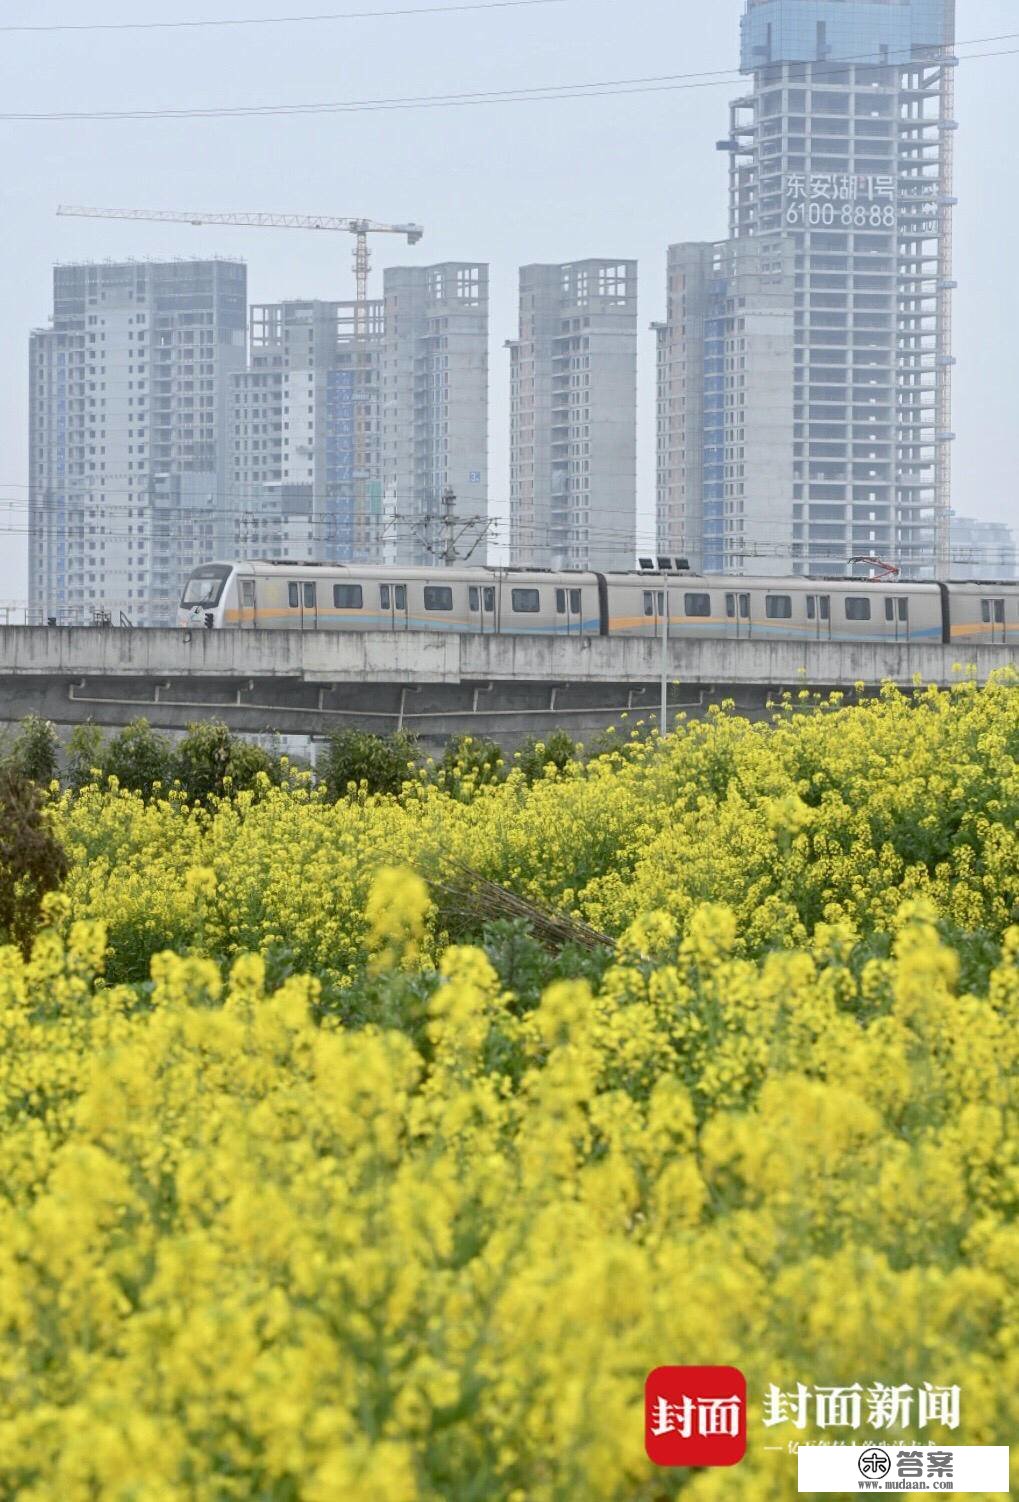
684 592 711 617
380 584 390 608
765 594 792 619
424 585 453 611
333 584 362 609
469 586 480 610
884 596 908 622
555 589 566 613
807 596 815 619
570 588 582 614
643 591 654 616
303 582 316 609
725 592 750 619
981 598 1004 623
512 588 540 613
845 597 871 620
240 580 255 608
819 596 830 620
483 587 495 611
288 583 299 608
395 585 407 610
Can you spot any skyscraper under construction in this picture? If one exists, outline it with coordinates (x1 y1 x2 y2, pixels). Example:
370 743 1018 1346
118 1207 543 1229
656 0 957 577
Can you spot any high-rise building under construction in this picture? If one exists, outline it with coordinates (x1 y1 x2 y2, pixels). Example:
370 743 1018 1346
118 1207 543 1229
656 0 957 577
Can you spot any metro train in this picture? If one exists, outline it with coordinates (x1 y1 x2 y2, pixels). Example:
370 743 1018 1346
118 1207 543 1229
178 558 1019 646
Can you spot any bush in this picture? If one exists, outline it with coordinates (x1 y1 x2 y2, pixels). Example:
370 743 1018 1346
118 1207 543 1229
64 722 105 792
514 729 577 784
437 734 505 800
102 718 175 799
317 728 418 799
0 766 69 954
173 720 280 803
7 714 60 785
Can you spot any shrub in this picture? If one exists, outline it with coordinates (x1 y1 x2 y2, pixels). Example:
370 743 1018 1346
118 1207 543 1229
102 718 175 799
317 728 418 799
173 720 280 803
64 722 105 792
6 714 60 785
0 766 69 954
437 733 505 800
514 729 577 784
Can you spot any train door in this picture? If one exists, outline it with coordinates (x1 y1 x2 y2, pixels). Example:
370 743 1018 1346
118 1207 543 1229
725 590 751 639
555 585 584 635
237 576 257 629
981 596 1006 644
642 588 665 638
883 594 910 641
469 584 497 634
805 593 831 640
288 580 318 630
380 582 410 630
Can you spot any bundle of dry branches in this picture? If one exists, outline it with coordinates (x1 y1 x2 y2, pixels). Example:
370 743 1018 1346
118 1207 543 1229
424 856 615 955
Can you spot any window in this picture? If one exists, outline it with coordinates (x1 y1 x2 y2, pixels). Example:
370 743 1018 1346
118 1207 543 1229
424 585 453 611
288 582 299 608
555 588 566 613
884 596 908 622
765 594 792 619
557 587 583 613
303 582 316 609
482 586 494 612
725 592 750 619
380 584 390 609
845 597 871 621
981 598 1005 623
806 595 829 620
684 592 711 617
512 587 540 613
333 584 362 609
570 588 582 614
470 586 481 611
394 584 407 610
240 580 255 608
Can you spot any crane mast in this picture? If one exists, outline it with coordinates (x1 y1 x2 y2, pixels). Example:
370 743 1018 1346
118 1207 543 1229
57 205 424 560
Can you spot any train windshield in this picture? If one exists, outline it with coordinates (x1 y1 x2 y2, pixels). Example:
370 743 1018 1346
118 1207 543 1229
181 564 231 607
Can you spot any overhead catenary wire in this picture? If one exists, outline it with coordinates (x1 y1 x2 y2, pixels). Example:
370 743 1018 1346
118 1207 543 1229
0 0 567 33
1 35 1016 123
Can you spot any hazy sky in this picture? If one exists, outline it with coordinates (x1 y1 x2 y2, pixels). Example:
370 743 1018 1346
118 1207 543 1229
0 0 1015 602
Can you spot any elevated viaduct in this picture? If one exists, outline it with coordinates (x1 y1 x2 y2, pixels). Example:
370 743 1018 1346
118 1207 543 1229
0 628 1012 747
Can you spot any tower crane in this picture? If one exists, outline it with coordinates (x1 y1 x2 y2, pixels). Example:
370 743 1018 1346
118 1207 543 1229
56 205 424 557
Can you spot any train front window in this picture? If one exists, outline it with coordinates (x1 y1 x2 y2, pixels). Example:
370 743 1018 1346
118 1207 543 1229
181 564 230 607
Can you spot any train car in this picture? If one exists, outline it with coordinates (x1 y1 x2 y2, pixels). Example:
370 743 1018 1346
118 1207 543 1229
940 582 1019 647
178 559 1019 649
608 574 944 644
178 561 604 636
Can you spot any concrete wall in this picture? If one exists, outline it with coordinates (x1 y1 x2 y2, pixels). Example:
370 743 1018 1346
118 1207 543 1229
0 627 1012 748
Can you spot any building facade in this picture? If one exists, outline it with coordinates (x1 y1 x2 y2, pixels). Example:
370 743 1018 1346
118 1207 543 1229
229 299 385 564
656 0 957 577
29 259 247 625
949 513 1017 581
508 260 637 571
382 263 489 566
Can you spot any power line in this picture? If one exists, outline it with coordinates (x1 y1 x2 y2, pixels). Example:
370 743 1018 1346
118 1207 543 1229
0 0 566 34
2 36 1015 123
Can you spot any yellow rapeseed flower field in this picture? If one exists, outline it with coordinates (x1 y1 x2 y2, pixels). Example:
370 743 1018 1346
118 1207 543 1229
0 678 1015 1499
